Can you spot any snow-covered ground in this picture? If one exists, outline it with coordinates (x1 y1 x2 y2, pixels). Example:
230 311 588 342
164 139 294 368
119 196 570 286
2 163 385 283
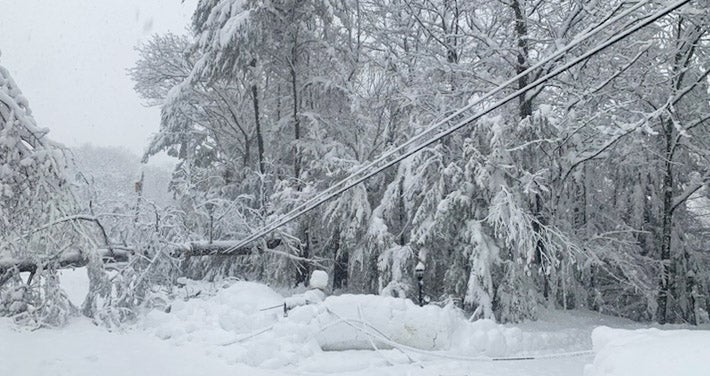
584 327 710 376
1 273 708 376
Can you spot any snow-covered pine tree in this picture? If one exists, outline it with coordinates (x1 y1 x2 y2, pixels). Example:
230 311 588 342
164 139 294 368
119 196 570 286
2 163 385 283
127 0 710 325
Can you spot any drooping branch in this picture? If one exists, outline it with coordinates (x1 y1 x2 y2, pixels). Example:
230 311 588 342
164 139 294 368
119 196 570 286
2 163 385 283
671 173 710 214
20 214 113 252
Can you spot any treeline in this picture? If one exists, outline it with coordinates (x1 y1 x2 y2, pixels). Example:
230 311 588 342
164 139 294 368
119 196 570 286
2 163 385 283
128 0 710 324
2 0 708 327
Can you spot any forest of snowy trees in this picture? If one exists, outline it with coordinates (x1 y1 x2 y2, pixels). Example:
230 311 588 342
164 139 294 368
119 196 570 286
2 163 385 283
1 0 709 327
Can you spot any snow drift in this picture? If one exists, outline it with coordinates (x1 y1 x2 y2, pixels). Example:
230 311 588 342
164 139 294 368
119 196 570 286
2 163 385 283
142 280 602 368
584 326 710 376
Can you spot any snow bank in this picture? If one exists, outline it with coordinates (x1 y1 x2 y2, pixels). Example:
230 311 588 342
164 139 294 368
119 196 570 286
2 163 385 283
584 326 710 376
145 282 477 365
145 281 284 343
144 279 609 368
0 317 274 376
296 294 463 351
295 294 591 356
143 281 322 368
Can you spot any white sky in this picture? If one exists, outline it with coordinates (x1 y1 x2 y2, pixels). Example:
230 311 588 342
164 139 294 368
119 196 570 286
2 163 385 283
0 0 198 156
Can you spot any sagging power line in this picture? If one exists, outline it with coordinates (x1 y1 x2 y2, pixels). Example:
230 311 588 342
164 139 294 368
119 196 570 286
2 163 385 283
217 0 690 259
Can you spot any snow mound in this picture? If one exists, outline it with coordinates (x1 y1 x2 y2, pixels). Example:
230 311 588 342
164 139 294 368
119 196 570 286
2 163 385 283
309 270 328 290
286 294 586 357
143 281 321 368
144 279 604 368
296 294 463 351
143 281 282 345
583 326 710 376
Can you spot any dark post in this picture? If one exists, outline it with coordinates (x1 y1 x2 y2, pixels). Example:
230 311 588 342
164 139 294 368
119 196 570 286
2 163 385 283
415 261 425 306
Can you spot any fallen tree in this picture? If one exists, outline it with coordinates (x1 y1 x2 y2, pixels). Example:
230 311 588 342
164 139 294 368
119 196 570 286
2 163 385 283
0 238 283 277
0 248 131 275
176 239 282 257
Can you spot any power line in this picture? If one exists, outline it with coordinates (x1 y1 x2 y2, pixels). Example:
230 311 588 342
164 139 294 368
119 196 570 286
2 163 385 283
220 1 653 257
223 0 689 256
323 307 594 362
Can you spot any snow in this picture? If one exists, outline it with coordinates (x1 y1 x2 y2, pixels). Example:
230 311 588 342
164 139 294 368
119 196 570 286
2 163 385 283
144 281 284 345
0 318 277 376
310 270 328 290
1 279 708 375
584 326 710 376
308 294 463 351
57 268 89 306
284 289 325 310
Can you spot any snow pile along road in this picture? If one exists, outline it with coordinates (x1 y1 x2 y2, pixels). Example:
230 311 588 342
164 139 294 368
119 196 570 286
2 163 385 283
305 295 590 357
145 281 283 344
8 278 710 376
143 281 323 369
584 326 710 376
296 294 463 351
144 279 600 367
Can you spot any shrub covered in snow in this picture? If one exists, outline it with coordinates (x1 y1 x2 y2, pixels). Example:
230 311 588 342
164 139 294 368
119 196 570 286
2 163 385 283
0 55 87 327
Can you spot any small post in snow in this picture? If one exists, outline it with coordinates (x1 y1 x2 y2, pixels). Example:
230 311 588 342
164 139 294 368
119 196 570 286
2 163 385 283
415 261 425 307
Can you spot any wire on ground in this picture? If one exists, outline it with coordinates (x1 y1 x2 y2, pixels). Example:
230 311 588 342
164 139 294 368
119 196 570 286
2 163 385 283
218 305 596 362
322 308 594 362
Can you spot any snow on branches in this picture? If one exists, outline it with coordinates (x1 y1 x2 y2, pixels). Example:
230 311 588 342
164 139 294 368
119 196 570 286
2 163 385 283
0 55 89 327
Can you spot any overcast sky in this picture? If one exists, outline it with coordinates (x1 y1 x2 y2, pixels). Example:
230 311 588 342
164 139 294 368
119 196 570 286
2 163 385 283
0 0 198 157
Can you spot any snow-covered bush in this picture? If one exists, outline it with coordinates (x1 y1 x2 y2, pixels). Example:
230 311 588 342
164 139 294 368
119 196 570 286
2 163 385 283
0 55 90 327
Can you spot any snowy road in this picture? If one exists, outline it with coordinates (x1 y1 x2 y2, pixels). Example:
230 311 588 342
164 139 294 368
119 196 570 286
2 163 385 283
0 319 261 376
1 278 708 376
0 317 590 376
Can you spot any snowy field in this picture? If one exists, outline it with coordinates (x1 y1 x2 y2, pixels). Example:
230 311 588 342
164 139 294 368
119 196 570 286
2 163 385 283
1 270 708 376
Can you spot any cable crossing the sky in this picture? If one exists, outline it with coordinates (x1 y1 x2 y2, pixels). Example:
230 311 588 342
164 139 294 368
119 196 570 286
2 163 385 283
221 0 691 257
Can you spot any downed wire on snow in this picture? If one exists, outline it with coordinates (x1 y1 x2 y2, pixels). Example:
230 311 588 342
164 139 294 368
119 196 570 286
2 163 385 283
322 307 594 362
215 303 595 362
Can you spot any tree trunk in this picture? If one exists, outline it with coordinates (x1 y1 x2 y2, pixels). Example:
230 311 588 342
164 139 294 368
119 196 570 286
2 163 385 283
332 229 349 290
294 227 311 286
178 238 282 257
655 16 700 324
249 58 265 174
0 248 131 275
510 0 547 297
656 117 675 324
291 25 301 180
252 84 265 174
0 239 284 277
510 0 532 120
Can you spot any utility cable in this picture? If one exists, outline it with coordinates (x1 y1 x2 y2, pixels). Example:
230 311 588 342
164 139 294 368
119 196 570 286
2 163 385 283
223 0 688 255
220 0 653 255
321 308 594 362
